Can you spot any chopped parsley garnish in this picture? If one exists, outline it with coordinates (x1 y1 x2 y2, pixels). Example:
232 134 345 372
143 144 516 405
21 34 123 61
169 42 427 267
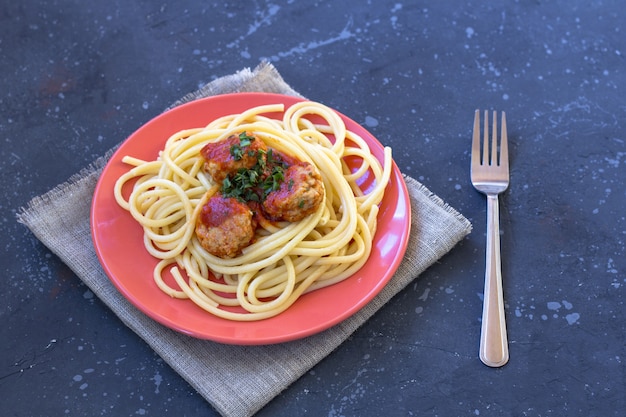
222 169 262 202
264 166 285 195
229 132 256 160
222 138 288 203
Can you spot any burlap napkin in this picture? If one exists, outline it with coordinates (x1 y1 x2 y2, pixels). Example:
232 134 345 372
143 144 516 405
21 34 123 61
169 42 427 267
17 61 472 417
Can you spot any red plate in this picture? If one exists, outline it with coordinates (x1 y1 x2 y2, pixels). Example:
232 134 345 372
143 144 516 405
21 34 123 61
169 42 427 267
91 92 410 344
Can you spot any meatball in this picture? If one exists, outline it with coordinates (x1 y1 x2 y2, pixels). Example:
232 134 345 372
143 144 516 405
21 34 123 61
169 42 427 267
200 132 267 183
195 194 256 258
262 162 324 222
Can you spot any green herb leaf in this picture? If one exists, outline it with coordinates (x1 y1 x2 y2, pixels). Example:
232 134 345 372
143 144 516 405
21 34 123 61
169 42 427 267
229 132 255 161
221 134 289 203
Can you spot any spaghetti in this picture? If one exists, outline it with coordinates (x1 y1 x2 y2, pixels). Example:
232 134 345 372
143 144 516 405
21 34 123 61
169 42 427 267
113 100 392 321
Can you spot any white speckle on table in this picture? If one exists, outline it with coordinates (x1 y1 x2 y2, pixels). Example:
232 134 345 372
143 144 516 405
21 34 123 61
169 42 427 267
364 116 379 127
227 4 281 49
153 372 163 394
566 312 581 325
514 302 536 320
418 288 430 301
544 300 581 325
607 258 618 273
328 368 369 417
547 301 561 311
268 20 355 61
390 15 398 29
544 43 553 55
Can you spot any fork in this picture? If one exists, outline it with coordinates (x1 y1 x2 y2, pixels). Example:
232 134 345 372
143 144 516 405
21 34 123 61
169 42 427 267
471 109 509 367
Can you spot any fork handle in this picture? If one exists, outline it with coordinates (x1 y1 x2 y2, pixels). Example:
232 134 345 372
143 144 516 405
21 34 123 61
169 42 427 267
479 194 509 367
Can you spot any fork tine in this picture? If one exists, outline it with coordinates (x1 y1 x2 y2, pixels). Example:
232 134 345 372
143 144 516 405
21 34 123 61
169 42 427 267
472 110 481 166
500 112 508 169
491 111 498 166
483 110 490 166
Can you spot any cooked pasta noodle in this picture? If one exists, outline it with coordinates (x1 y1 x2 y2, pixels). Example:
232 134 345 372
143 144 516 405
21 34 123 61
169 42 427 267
113 100 392 321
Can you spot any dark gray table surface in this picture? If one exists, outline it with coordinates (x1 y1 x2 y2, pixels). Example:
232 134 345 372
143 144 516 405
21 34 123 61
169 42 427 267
2 1 624 416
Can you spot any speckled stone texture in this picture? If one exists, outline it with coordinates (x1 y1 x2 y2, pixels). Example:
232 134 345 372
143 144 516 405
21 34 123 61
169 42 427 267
2 1 625 416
